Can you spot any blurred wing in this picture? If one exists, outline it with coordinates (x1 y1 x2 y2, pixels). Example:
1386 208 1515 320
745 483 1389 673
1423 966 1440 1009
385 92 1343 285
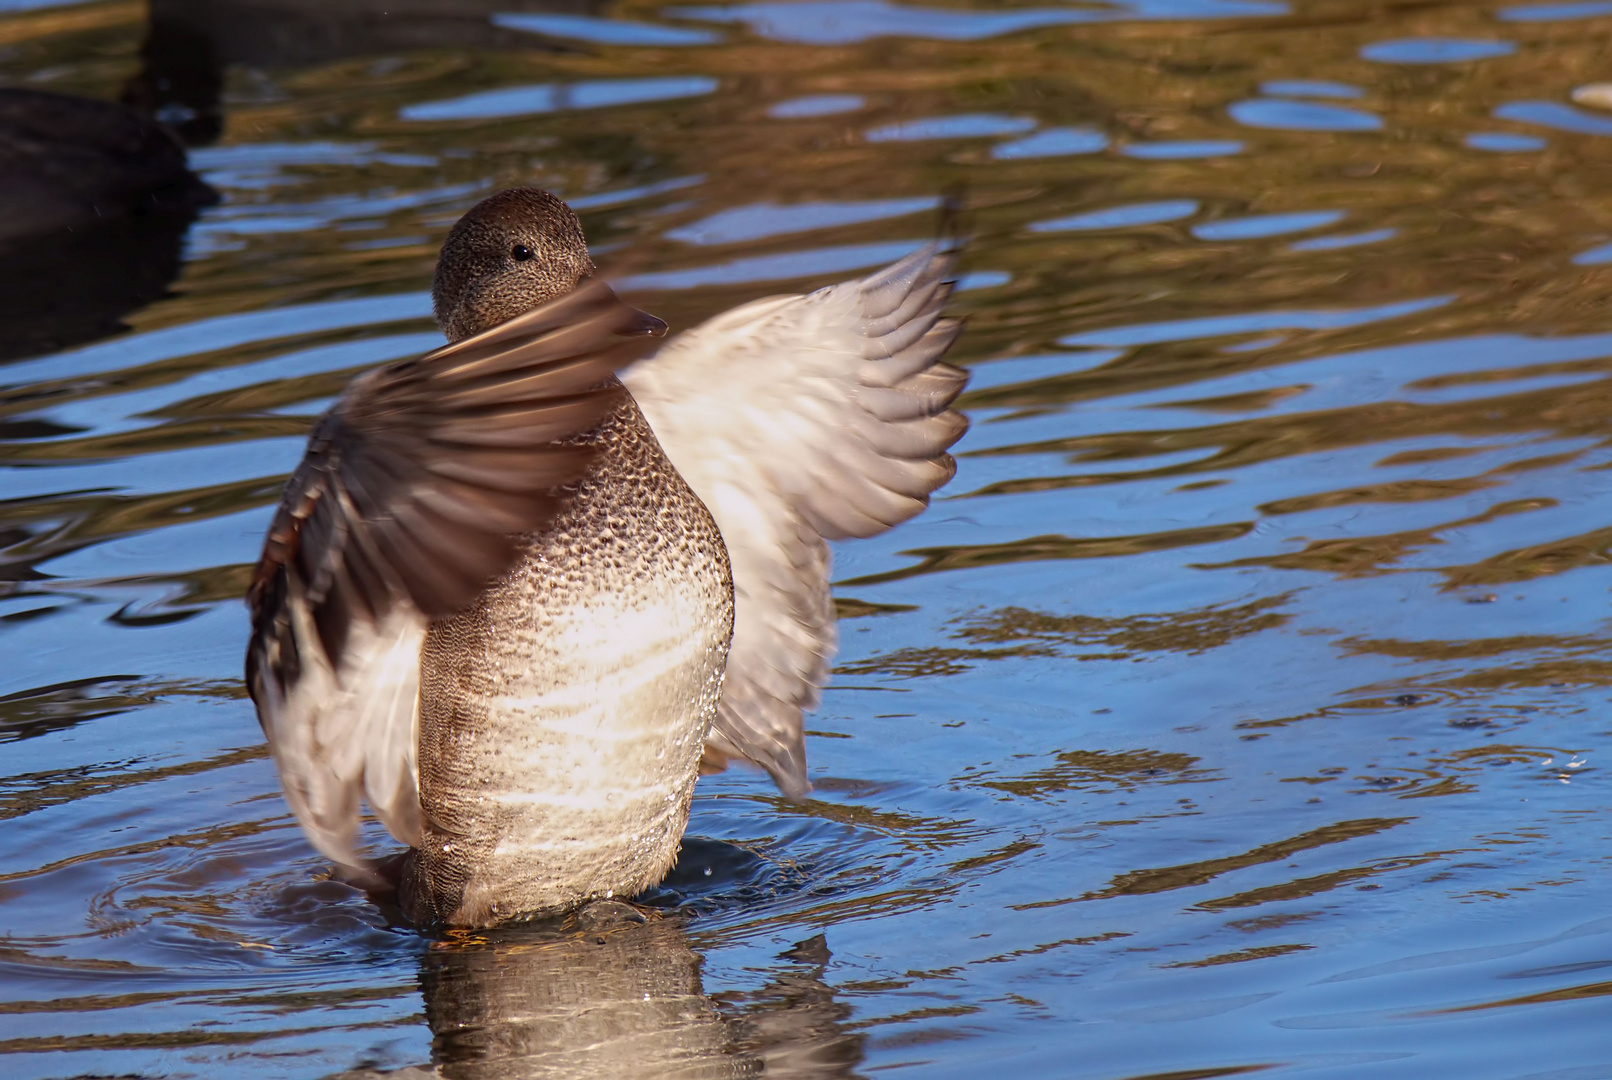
624 240 968 796
246 281 663 865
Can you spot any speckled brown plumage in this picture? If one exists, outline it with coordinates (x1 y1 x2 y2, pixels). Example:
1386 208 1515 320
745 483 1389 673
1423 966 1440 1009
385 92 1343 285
396 190 732 926
401 390 732 926
432 188 596 344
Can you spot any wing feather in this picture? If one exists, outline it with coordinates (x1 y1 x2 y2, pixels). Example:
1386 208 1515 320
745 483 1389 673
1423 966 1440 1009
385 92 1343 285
625 233 968 796
246 281 663 866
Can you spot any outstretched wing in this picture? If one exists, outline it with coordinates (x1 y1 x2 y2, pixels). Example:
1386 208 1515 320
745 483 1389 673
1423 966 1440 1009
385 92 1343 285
624 239 968 796
246 281 664 865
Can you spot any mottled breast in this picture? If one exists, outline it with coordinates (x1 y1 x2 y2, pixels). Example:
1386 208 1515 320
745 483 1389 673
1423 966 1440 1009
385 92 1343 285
401 387 733 927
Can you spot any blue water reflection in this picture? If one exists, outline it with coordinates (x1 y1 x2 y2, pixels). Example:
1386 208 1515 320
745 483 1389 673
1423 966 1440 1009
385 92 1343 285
1123 139 1245 159
675 0 1286 45
1573 242 1612 265
1465 132 1548 152
1290 227 1397 251
666 196 939 245
1194 210 1344 240
993 126 1110 158
1260 79 1364 99
1361 38 1517 64
1059 296 1452 347
1229 98 1382 131
491 11 722 45
1499 0 1612 20
401 76 720 121
1493 100 1612 136
615 240 923 290
1031 199 1200 231
866 113 1037 141
769 93 866 117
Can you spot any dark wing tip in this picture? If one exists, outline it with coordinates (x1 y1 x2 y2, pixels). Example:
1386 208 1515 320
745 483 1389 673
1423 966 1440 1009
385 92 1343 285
626 307 669 338
937 184 972 257
769 762 814 801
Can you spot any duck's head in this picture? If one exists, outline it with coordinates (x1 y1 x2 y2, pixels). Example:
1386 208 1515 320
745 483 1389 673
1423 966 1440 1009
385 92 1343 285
432 188 598 343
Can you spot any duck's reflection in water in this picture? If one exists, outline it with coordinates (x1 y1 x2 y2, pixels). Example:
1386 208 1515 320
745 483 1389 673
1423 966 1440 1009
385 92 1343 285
0 90 215 362
339 901 860 1079
127 0 605 147
426 904 740 1079
715 934 864 1080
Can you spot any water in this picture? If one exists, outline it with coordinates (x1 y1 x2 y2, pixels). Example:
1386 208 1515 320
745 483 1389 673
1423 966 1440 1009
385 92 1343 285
3 0 1612 1075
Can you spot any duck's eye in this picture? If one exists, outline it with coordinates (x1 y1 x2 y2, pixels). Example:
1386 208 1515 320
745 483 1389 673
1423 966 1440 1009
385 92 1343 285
511 243 534 262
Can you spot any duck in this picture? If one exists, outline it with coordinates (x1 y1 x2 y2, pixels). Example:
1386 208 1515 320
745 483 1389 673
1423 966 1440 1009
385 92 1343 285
0 87 216 360
245 187 967 927
0 87 213 241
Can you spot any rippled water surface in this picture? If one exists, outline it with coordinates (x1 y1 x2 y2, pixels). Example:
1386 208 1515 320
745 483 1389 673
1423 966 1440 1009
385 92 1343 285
6 0 1612 1076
